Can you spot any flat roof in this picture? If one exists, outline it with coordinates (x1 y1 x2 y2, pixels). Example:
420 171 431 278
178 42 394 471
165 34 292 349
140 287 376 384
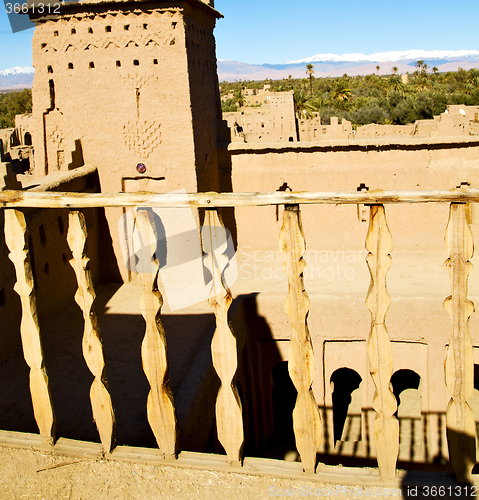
28 0 223 21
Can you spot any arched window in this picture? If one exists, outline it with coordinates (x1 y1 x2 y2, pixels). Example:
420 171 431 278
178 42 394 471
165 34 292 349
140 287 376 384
391 369 422 462
330 368 362 444
24 132 32 145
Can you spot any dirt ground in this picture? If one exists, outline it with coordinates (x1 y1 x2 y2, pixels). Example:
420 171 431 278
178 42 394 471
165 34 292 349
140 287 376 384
0 446 403 500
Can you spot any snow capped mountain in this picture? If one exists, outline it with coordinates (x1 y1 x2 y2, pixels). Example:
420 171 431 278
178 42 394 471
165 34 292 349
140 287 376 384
0 66 34 90
287 49 479 64
0 66 35 77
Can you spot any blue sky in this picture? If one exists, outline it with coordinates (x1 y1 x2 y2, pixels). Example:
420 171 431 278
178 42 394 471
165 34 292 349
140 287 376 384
1 0 478 70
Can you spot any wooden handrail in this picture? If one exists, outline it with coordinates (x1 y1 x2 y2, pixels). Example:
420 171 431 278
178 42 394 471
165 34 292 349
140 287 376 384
0 188 478 208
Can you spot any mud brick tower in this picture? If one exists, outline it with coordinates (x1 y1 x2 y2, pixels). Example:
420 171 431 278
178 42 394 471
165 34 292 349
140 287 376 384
29 0 223 277
30 0 222 192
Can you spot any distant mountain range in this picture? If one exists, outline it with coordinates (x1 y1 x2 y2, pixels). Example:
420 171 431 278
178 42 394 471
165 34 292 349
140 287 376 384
1 50 479 89
216 49 479 82
0 66 34 90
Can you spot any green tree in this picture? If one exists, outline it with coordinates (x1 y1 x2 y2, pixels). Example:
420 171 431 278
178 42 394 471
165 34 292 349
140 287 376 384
293 89 313 119
0 89 32 129
391 66 398 75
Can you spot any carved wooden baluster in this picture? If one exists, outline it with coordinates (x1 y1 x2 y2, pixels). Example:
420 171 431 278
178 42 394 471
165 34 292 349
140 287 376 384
202 208 244 464
67 211 116 453
444 203 476 483
4 209 56 445
365 204 398 480
134 208 177 457
280 204 321 473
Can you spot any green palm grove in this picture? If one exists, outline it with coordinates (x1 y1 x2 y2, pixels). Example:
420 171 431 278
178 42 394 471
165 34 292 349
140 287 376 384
220 63 479 126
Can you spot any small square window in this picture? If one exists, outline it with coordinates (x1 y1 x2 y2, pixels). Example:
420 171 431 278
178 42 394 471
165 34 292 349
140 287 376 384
88 27 93 33
54 31 58 36
124 24 130 30
106 26 111 32
116 60 121 67
89 62 95 68
71 28 76 34
133 60 139 66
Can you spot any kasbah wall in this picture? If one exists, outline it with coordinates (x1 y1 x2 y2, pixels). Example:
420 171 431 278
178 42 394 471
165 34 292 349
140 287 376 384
3 0 479 460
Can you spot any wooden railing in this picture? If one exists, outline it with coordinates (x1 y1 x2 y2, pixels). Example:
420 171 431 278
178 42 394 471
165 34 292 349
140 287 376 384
0 188 478 482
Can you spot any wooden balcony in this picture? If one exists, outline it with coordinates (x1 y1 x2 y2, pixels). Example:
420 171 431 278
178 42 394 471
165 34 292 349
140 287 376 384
0 188 478 485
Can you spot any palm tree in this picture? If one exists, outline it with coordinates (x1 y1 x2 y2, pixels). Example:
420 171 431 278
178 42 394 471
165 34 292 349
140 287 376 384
388 75 405 93
432 66 439 75
305 64 315 95
391 66 398 75
415 60 424 71
234 87 246 108
293 89 313 119
330 81 352 104
376 65 380 75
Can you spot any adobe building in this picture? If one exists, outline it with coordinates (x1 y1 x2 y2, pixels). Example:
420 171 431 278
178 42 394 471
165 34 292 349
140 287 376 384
28 0 223 279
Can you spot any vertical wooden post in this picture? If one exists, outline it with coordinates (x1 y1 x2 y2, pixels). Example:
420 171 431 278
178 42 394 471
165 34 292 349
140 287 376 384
202 208 244 464
4 209 56 445
280 204 321 473
134 208 177 457
444 203 476 483
365 204 398 480
67 211 116 453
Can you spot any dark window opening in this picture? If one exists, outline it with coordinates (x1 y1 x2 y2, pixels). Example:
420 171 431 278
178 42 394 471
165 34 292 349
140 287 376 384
116 60 121 67
105 26 111 32
68 63 74 69
153 59 158 65
71 28 76 34
133 59 139 66
124 24 130 30
43 263 49 275
143 23 148 29
24 132 32 145
89 62 95 68
53 31 58 36
47 65 53 73
88 27 93 33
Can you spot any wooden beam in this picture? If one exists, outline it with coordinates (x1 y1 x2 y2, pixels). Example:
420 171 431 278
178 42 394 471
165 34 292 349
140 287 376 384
2 189 479 208
134 209 178 457
4 209 56 445
280 205 321 473
202 209 244 465
444 203 476 483
365 205 399 480
67 211 116 453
